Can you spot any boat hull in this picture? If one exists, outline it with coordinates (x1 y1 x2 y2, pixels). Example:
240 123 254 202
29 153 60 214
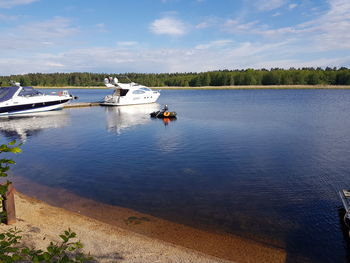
101 101 158 106
0 99 70 116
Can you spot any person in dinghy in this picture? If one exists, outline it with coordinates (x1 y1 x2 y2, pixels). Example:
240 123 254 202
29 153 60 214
150 104 177 118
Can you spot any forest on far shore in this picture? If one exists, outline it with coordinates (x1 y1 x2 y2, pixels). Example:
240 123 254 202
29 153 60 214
0 67 350 87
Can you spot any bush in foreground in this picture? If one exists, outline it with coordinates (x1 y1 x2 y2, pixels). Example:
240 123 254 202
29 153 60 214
0 141 92 262
0 228 92 262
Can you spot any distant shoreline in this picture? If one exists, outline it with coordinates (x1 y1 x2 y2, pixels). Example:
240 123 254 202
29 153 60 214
34 85 350 90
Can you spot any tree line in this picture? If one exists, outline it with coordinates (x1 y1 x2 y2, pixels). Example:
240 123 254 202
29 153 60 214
0 67 350 87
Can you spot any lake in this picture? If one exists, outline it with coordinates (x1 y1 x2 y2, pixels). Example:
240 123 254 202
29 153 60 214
1 88 350 262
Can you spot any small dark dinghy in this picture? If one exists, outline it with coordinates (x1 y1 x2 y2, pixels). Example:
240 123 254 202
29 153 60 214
151 104 177 119
150 111 177 118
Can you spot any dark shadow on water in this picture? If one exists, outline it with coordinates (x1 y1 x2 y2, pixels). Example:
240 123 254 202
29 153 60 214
281 203 348 263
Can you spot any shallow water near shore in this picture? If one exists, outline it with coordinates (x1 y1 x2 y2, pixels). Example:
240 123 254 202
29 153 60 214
1 89 350 262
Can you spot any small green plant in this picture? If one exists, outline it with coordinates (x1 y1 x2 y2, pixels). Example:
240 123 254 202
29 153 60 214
0 140 22 176
0 140 22 222
0 228 92 262
0 141 92 262
0 228 22 262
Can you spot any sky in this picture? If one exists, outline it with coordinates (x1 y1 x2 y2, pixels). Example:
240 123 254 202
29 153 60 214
0 0 349 75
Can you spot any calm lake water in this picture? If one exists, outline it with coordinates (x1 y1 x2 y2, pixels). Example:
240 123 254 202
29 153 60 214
1 88 350 262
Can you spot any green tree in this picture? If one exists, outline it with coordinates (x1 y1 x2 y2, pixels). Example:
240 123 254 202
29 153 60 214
0 141 21 222
306 71 321 85
198 73 210 86
1 68 349 87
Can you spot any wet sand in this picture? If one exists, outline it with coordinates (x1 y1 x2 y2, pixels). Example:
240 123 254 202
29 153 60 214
8 176 286 263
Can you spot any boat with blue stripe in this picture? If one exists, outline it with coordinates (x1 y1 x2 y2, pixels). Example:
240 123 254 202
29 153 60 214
0 81 74 116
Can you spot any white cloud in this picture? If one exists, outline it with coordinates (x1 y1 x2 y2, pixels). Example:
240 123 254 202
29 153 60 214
195 22 210 29
222 0 350 52
0 0 39 8
2 36 349 75
195 40 233 50
255 0 286 11
252 57 350 70
195 17 219 29
0 17 79 50
255 0 350 50
160 0 179 3
116 41 138 47
45 62 65 68
289 3 298 9
307 0 350 50
257 26 297 37
149 17 187 36
95 23 107 32
223 19 260 34
18 17 78 39
0 13 19 20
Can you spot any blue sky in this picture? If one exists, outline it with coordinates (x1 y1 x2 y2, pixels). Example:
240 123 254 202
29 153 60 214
0 0 349 75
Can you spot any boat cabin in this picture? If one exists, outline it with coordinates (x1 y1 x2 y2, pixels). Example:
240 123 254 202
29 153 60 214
0 86 20 103
18 87 42 97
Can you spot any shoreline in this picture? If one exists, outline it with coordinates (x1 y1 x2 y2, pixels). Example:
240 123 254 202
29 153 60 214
1 192 232 263
7 176 287 263
34 85 350 90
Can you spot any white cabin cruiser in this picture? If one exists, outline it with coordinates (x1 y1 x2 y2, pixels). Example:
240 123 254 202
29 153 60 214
101 77 160 106
0 82 74 116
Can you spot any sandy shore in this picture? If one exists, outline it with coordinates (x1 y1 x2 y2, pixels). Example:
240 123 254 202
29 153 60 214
1 175 287 263
1 193 234 263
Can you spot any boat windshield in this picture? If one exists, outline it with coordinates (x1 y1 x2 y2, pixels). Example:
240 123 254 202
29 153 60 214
140 87 151 92
120 89 129 96
0 87 20 102
132 90 145 94
18 87 42 97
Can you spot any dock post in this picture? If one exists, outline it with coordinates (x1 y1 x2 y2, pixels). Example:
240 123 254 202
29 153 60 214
1 183 16 225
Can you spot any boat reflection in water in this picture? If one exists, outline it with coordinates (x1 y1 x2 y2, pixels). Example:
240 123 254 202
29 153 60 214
162 117 176 127
0 110 70 142
104 103 160 134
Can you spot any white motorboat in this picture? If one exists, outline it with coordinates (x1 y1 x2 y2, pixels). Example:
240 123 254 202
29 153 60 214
0 82 74 116
101 77 160 106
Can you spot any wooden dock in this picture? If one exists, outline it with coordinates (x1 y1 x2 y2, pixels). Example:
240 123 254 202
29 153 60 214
64 102 101 108
340 190 350 214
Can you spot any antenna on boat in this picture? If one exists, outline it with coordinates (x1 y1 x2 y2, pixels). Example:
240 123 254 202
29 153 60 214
9 80 21 87
112 77 119 85
104 76 119 89
117 75 132 83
